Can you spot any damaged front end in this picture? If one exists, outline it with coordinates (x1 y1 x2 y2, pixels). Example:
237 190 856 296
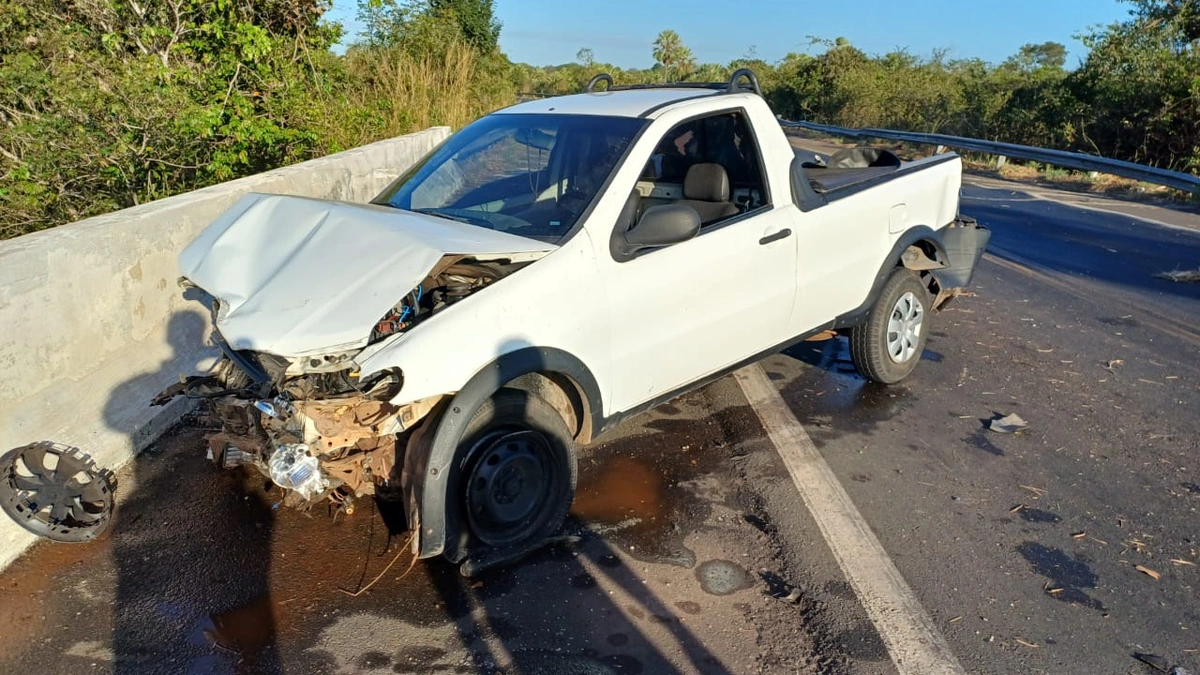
159 193 554 519
157 253 529 515
157 347 439 514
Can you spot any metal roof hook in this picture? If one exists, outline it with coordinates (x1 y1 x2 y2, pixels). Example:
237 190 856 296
587 73 614 93
728 68 762 97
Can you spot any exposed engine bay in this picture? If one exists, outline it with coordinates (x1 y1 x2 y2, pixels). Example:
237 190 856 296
369 257 515 344
157 255 524 515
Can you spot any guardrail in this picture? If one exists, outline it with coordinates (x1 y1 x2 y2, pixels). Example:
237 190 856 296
782 119 1200 195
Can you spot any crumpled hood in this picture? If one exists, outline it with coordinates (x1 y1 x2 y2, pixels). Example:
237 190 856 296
179 193 554 356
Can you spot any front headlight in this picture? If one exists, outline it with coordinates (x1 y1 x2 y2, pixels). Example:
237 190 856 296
286 349 361 375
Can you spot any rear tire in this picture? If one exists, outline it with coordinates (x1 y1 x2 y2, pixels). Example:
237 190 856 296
453 388 577 559
849 268 930 384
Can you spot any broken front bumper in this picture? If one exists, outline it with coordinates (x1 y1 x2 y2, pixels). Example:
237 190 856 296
155 355 442 514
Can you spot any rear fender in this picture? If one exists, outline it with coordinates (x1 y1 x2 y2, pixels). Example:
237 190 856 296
833 225 947 329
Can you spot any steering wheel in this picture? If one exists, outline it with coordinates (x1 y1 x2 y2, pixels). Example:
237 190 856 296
557 185 591 219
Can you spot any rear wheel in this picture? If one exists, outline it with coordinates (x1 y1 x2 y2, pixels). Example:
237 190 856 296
455 388 577 556
849 268 930 384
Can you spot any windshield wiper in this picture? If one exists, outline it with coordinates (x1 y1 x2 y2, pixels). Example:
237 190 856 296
412 207 475 225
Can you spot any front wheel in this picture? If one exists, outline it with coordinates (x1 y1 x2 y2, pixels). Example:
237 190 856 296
849 268 930 384
454 388 577 559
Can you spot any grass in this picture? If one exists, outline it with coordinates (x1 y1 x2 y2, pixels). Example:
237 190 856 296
323 41 511 152
960 157 1195 204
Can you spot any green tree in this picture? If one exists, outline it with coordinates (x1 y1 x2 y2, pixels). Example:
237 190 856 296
429 0 501 52
0 0 342 237
1127 0 1200 40
1006 42 1068 71
652 29 695 81
358 0 499 52
1059 0 1199 169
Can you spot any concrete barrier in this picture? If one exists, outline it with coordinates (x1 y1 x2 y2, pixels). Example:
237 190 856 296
0 127 450 569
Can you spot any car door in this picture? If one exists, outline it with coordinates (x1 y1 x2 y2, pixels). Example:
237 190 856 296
595 110 799 414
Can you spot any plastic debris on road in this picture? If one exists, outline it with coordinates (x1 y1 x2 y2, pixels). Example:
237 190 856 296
987 413 1029 433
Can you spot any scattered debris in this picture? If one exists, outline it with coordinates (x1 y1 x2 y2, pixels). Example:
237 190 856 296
1155 268 1200 283
339 533 417 597
1170 559 1196 567
1071 531 1087 539
1105 359 1125 372
1135 565 1162 580
781 588 802 604
1010 504 1026 513
1088 535 1109 546
1134 652 1171 672
1014 638 1040 649
988 413 1029 433
1125 539 1149 554
947 616 963 623
1020 485 1049 498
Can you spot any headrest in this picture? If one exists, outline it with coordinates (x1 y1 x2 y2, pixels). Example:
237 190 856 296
683 163 730 202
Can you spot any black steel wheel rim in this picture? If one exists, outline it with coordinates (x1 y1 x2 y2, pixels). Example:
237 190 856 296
0 442 115 543
464 429 559 548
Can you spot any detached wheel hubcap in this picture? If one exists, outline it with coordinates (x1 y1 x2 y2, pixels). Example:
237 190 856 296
466 430 553 547
886 291 924 363
0 442 115 543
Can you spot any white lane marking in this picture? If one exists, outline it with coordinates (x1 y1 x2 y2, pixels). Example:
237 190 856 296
734 364 966 675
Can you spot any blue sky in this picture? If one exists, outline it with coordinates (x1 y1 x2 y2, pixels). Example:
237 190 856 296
326 0 1133 68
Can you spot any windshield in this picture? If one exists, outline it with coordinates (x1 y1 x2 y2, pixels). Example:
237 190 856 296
374 114 646 244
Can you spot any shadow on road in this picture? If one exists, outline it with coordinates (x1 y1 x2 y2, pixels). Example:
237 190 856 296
90 320 741 674
105 311 282 674
403 532 734 674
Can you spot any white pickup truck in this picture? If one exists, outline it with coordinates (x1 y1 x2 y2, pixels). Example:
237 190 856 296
163 70 988 572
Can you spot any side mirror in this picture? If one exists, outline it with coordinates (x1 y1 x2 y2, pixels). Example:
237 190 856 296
613 204 700 261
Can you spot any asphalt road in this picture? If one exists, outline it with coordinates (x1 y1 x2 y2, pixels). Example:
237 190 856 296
1 179 1198 675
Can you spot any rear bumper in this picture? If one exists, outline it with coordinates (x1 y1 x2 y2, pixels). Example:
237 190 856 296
933 216 990 289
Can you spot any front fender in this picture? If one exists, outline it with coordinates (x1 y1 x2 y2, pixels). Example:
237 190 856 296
410 346 601 560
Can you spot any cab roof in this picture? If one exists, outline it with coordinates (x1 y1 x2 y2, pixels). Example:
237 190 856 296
496 88 723 119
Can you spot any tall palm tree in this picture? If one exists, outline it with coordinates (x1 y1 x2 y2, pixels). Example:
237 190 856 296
653 30 696 81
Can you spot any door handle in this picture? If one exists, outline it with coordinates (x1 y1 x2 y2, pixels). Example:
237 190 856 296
759 228 792 246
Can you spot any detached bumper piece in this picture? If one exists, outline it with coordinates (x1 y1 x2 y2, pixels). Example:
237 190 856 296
933 215 990 290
